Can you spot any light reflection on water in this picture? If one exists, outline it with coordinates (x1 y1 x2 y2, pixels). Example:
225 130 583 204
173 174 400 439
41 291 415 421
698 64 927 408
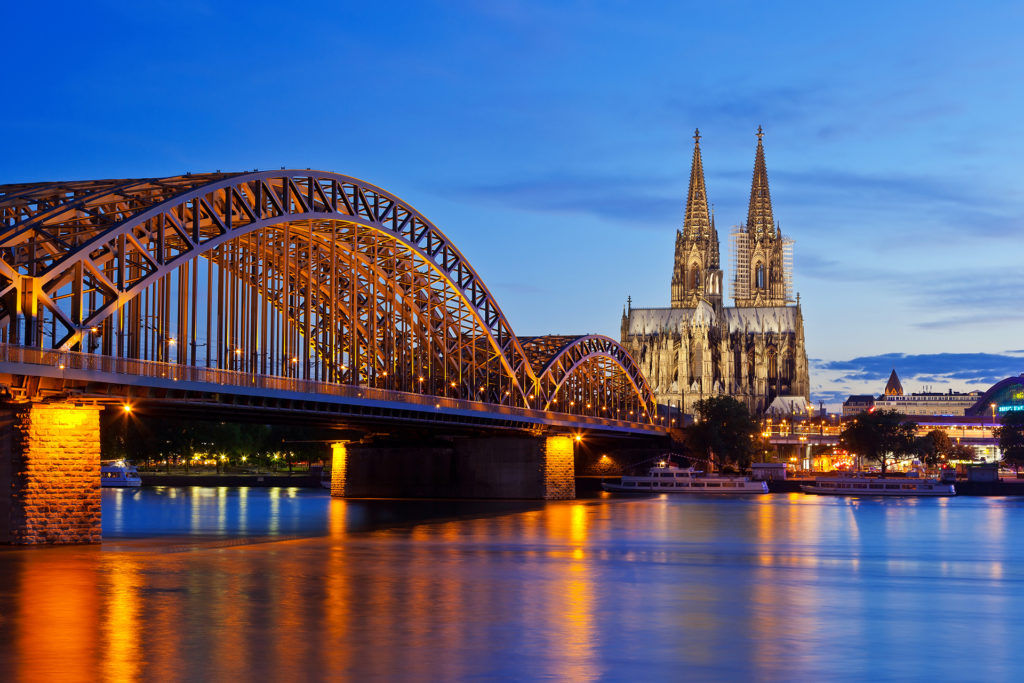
2 489 1024 679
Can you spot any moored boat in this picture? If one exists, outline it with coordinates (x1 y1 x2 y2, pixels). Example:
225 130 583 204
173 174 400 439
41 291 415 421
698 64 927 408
800 475 954 496
602 465 768 494
101 460 142 487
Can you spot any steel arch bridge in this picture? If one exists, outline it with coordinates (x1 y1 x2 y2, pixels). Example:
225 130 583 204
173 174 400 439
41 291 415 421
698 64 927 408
0 170 658 427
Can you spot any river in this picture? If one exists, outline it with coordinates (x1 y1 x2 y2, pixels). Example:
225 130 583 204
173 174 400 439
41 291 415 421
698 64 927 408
1 488 1022 680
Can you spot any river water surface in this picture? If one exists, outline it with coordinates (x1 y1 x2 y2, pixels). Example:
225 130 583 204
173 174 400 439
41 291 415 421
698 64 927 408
1 488 1022 680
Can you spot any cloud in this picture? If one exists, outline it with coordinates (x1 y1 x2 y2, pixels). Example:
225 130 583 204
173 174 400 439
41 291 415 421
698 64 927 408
796 252 897 282
457 173 681 225
665 83 832 130
817 351 1024 387
810 389 856 407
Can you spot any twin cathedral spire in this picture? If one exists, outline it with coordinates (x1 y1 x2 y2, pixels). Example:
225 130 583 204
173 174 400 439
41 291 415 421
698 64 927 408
670 127 792 309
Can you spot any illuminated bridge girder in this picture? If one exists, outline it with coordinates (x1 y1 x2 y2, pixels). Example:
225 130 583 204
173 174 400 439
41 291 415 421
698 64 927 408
0 171 657 424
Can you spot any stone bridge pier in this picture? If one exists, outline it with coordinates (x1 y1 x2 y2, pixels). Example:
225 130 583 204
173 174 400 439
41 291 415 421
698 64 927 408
330 434 576 500
0 403 102 545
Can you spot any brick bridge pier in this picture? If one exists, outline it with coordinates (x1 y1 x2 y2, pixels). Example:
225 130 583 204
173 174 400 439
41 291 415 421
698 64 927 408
0 403 102 545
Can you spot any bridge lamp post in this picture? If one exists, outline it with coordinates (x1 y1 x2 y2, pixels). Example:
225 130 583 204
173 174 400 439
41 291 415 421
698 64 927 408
418 376 425 393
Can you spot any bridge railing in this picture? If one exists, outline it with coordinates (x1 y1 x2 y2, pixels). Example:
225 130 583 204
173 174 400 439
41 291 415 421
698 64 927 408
0 344 664 433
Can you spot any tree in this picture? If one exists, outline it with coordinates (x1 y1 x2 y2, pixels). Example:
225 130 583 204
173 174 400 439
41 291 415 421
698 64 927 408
996 411 1024 473
915 428 953 467
687 396 761 471
839 410 918 475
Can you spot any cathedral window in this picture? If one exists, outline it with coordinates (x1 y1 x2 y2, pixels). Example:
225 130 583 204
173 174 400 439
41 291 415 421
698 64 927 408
755 263 765 290
767 348 778 381
690 266 701 290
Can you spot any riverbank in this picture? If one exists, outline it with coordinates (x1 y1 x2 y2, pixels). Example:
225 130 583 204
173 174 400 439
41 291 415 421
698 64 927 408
141 474 1024 496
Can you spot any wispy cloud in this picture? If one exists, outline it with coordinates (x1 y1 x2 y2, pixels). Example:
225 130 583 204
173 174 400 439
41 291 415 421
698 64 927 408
816 351 1024 387
457 173 680 226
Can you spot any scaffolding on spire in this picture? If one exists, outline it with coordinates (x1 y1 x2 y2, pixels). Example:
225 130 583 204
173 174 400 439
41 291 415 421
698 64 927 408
731 225 750 303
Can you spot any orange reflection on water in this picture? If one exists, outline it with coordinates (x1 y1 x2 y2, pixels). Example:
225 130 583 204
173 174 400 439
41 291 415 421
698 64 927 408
100 554 141 683
14 550 101 681
541 503 597 681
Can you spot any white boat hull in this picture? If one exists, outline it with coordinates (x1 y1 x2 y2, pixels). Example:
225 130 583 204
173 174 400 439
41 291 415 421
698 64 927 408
102 479 142 488
602 481 767 494
801 479 955 496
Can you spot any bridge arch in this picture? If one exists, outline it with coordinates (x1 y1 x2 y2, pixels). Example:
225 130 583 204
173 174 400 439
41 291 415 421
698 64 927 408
0 171 654 423
522 335 657 420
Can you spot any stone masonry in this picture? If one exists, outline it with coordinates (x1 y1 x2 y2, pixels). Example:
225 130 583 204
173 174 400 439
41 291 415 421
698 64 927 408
329 442 347 498
542 435 575 500
0 403 102 544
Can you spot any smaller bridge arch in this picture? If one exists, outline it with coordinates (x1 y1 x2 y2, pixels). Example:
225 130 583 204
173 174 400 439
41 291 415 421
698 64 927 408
521 334 657 421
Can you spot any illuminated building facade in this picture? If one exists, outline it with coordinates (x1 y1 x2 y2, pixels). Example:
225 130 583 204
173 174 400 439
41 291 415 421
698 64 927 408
844 368 985 417
621 128 810 415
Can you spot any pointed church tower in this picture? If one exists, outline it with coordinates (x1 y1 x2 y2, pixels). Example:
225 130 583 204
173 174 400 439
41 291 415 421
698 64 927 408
671 129 723 309
884 369 904 396
733 126 792 307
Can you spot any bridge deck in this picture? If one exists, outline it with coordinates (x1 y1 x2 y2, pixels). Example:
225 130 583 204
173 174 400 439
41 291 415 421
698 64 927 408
0 344 667 437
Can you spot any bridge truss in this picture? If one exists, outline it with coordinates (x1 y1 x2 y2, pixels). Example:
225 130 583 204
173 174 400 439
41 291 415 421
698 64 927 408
0 171 658 424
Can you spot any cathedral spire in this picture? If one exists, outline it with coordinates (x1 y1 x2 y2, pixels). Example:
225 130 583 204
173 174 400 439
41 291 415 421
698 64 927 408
683 128 711 240
746 125 774 236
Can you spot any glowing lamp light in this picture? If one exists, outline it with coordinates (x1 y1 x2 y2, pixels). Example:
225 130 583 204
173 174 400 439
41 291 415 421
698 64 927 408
290 357 298 363
122 403 133 414
574 434 583 443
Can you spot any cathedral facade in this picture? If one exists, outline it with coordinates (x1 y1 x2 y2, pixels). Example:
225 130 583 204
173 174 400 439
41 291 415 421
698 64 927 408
621 128 810 416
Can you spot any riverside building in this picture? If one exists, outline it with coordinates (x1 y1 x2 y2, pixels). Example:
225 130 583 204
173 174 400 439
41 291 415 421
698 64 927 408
621 128 810 416
842 369 983 417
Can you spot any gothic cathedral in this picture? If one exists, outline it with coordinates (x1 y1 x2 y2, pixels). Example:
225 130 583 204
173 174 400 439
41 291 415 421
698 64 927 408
620 128 810 415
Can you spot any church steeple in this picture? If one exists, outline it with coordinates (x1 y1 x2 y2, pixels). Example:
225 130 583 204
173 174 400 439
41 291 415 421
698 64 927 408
672 129 722 309
682 129 712 240
746 125 774 237
732 126 792 308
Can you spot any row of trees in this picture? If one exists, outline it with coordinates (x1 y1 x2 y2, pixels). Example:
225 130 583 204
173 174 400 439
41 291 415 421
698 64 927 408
682 397 1024 473
101 410 336 470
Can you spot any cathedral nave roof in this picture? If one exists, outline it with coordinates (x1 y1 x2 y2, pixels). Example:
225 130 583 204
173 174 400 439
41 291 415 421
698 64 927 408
723 306 798 334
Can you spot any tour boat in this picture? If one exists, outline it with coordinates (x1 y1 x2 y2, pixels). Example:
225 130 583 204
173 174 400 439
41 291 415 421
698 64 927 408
800 475 955 496
101 460 142 487
602 465 768 494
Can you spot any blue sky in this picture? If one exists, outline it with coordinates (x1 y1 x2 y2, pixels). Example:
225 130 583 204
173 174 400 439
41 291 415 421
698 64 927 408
4 1 1023 407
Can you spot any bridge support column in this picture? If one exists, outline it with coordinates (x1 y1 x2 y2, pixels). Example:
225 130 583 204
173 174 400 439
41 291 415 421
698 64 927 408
542 435 575 500
334 435 577 500
0 403 102 545
329 442 348 498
